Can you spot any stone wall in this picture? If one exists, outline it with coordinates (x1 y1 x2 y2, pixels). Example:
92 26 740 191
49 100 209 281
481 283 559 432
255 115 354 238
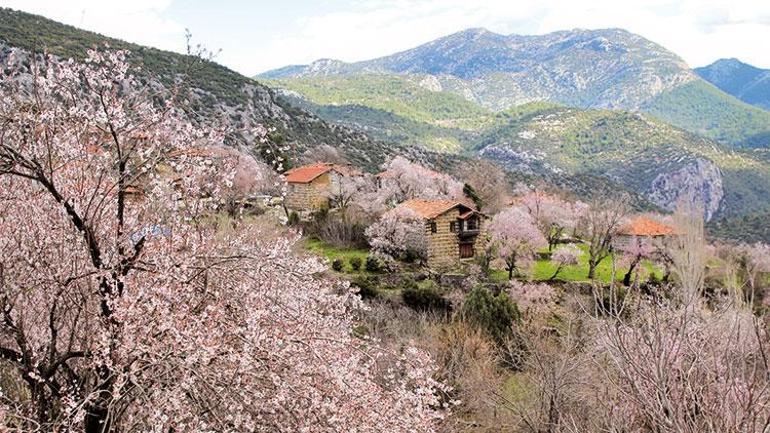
426 210 461 268
285 173 332 212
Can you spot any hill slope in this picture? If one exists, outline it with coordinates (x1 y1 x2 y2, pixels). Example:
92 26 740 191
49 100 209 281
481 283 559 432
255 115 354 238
475 103 770 220
260 28 770 148
695 58 770 111
0 7 432 172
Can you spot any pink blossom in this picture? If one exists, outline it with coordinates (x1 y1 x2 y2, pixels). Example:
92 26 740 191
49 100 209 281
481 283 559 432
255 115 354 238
0 49 446 432
488 206 547 279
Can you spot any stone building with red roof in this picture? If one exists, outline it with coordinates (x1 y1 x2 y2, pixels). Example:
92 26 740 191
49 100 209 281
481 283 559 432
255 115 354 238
613 215 678 250
284 163 362 212
395 199 487 268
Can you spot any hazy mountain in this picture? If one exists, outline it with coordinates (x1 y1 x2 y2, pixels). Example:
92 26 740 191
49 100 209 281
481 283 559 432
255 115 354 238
696 58 770 110
261 28 770 148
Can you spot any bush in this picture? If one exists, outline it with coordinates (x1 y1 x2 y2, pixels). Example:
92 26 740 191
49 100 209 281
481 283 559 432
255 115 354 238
287 211 300 226
349 257 362 271
365 255 382 273
402 282 452 314
351 276 380 300
460 287 521 347
332 259 343 272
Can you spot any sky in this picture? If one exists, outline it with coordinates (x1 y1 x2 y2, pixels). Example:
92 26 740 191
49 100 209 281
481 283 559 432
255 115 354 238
2 0 770 76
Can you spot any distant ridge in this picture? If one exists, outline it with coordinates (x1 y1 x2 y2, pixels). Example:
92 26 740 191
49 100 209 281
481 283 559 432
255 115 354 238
260 27 770 148
696 58 770 110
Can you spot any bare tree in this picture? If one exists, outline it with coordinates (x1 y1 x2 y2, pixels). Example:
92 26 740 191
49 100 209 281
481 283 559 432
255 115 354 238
300 144 348 165
668 201 708 306
457 158 510 214
584 196 629 280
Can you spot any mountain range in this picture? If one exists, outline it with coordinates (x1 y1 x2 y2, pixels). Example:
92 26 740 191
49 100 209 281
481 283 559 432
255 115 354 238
260 28 770 148
0 7 439 173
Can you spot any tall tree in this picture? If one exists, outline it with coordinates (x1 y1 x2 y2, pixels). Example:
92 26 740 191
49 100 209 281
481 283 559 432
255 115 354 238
0 49 445 432
457 158 509 214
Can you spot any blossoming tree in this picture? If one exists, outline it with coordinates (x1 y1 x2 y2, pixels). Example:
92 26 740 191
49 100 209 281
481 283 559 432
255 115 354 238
549 244 581 280
487 207 547 279
0 49 445 432
517 191 584 251
378 156 464 204
365 207 428 262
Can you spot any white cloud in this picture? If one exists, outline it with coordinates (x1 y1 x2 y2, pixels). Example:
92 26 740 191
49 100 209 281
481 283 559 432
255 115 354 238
1 0 188 53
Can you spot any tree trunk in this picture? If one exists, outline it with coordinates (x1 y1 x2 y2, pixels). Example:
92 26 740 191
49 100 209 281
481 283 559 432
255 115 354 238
85 364 113 433
623 257 640 286
588 261 597 280
550 265 563 281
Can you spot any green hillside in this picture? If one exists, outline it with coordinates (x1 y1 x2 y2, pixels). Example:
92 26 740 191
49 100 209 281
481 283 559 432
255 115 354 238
265 75 495 130
476 103 770 219
266 70 770 221
0 7 436 173
645 80 770 148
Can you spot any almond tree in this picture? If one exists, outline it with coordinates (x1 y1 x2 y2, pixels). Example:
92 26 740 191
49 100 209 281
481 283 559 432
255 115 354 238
737 242 770 302
378 156 464 204
518 191 583 251
594 301 770 433
488 207 547 279
457 158 509 214
0 49 446 433
549 244 581 281
617 237 656 287
365 207 428 262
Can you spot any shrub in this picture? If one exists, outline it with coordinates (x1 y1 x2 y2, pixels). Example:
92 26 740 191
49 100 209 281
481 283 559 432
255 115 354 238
402 282 452 314
287 211 300 226
460 287 521 347
365 255 382 273
349 257 362 271
332 259 344 272
351 276 380 300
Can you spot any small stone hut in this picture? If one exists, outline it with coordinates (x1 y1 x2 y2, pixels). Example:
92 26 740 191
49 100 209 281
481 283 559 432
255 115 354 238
396 199 487 268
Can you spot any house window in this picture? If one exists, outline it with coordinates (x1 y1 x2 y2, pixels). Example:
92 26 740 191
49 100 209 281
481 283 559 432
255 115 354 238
449 221 456 232
466 217 478 231
429 222 437 233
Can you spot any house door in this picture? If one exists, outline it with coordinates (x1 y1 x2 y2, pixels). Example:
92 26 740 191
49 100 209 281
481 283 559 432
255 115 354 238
459 242 474 259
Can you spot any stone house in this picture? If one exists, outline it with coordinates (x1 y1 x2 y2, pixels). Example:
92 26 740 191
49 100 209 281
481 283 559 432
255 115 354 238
284 163 361 213
613 216 677 251
396 199 487 268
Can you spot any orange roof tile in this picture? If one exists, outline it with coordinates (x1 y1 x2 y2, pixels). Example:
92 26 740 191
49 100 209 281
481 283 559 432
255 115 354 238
284 163 362 183
396 199 474 220
618 216 676 237
284 163 335 183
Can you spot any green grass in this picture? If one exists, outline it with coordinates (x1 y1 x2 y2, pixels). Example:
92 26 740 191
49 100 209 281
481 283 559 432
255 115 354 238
304 238 371 274
489 244 662 284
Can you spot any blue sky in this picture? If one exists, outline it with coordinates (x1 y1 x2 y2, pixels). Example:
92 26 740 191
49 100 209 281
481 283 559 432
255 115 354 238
2 0 770 75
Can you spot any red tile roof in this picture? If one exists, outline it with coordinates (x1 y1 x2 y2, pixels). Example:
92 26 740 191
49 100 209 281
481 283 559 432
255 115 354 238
396 199 474 220
284 163 361 183
284 163 335 183
618 216 676 237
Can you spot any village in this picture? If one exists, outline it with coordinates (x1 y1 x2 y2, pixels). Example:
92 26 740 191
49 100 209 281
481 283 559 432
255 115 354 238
179 143 723 300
